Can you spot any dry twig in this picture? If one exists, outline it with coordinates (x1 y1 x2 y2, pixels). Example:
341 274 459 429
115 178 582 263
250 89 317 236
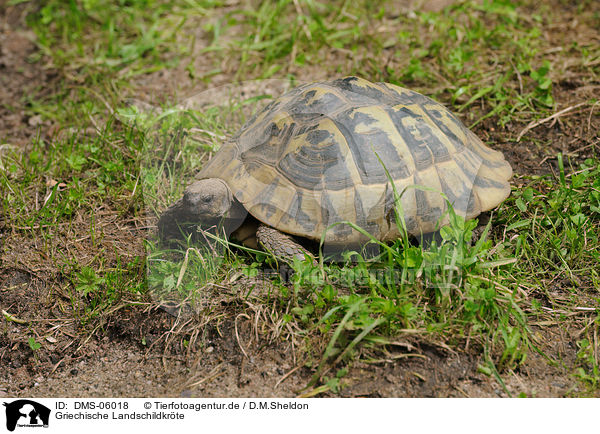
516 102 588 142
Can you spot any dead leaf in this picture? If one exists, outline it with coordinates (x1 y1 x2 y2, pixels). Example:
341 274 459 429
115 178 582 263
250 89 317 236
28 115 43 127
46 179 68 190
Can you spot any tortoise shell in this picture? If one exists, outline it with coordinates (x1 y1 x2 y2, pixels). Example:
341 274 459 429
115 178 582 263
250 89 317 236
197 76 512 244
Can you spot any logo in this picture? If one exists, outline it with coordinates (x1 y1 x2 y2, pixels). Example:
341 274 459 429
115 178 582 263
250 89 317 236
3 400 50 432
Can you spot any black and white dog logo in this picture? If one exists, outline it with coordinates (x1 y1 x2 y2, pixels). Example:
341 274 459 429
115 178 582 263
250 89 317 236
3 400 50 431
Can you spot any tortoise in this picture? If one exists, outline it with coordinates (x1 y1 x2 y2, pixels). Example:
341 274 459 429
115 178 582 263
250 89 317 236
158 76 512 262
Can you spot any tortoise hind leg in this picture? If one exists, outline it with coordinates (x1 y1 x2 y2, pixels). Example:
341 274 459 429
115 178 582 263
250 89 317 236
256 224 315 265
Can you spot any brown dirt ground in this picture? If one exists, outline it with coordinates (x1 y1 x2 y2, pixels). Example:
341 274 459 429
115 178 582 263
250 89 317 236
0 7 48 147
1 2 599 398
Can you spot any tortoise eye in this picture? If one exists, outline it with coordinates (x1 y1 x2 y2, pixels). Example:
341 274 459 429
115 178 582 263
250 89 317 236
201 195 213 203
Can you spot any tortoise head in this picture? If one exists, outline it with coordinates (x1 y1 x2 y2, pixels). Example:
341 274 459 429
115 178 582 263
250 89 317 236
183 178 246 222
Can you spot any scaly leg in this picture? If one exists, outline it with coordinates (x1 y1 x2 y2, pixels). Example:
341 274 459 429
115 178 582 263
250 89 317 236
256 224 315 265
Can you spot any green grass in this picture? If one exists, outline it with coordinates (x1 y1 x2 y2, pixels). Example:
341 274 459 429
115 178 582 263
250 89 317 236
291 212 530 392
498 155 600 292
203 0 599 126
69 257 146 323
2 0 599 395
22 0 599 128
0 121 142 229
21 0 199 126
574 330 600 390
0 119 148 327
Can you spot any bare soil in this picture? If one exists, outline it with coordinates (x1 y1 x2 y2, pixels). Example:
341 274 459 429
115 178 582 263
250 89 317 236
1 2 599 398
0 7 49 147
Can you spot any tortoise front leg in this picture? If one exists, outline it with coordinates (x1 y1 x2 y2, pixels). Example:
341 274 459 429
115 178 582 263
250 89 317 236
256 224 315 265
